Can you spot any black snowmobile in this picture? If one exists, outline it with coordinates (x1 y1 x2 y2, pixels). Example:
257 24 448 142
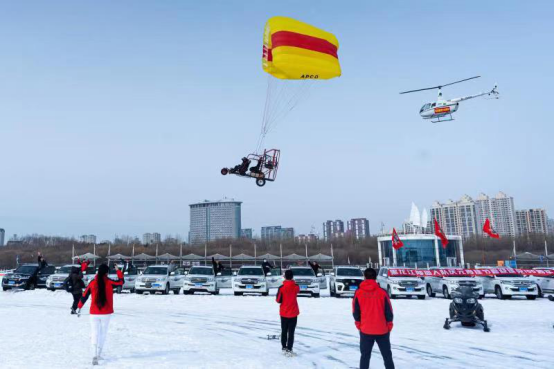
443 286 490 332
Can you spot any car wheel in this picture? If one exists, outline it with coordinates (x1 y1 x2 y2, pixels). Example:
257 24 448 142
2 287 8 291
313 293 320 298
479 295 484 299
163 284 170 295
49 288 55 292
526 295 536 300
330 284 335 297
537 286 543 298
442 286 451 299
417 295 426 300
495 286 504 300
130 288 135 294
426 284 435 297
173 289 181 295
135 290 143 294
262 291 269 296
212 289 220 295
234 292 243 296
27 283 36 291
387 286 396 299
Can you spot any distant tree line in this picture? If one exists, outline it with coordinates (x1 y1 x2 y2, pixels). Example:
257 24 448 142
0 233 552 269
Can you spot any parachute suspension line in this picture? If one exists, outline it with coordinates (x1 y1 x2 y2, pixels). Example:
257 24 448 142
256 78 315 153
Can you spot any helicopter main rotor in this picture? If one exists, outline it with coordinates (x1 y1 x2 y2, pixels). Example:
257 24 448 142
399 76 481 95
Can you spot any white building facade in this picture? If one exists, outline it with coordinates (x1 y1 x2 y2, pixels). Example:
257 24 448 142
189 199 242 244
516 209 549 235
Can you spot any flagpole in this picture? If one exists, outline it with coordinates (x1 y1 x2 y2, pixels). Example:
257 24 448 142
305 243 308 266
279 243 283 269
93 243 96 267
546 240 549 268
513 239 517 267
180 242 183 267
204 243 207 266
229 244 232 269
330 243 334 270
72 244 75 264
254 243 257 266
132 243 135 266
107 243 111 267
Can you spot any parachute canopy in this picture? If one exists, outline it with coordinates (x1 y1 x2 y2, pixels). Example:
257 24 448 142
262 16 341 80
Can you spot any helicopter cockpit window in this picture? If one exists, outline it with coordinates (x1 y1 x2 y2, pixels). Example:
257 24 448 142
431 103 436 108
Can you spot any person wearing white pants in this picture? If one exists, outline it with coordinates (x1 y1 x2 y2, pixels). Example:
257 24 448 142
78 264 124 365
90 314 111 360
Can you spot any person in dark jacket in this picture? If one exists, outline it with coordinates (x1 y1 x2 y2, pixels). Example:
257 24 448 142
37 252 48 269
276 270 300 356
70 267 86 314
352 268 394 369
308 261 324 276
262 259 274 276
211 257 220 275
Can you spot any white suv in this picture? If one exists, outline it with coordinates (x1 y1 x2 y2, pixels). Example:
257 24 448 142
377 267 426 299
46 264 80 291
425 268 484 299
183 266 219 295
135 265 185 295
289 266 321 298
529 268 554 297
330 266 364 297
476 272 538 300
233 266 280 296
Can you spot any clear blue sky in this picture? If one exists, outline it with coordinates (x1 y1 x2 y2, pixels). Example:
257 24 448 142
1 1 552 241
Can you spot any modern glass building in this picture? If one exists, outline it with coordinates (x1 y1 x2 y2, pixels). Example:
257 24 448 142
377 234 464 268
189 199 242 245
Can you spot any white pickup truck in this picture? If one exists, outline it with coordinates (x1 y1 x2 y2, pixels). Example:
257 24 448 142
476 272 538 300
377 267 426 299
183 266 219 295
232 266 281 296
329 266 364 298
134 265 185 295
425 267 484 299
289 266 321 298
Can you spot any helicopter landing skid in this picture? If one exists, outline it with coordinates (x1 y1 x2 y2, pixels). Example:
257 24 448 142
432 114 454 123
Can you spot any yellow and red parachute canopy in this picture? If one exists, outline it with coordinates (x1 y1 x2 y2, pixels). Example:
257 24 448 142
262 16 341 80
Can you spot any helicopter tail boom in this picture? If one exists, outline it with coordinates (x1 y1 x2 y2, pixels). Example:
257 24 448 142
450 84 499 103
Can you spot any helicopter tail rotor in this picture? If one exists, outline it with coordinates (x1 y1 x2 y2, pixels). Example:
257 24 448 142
488 84 499 99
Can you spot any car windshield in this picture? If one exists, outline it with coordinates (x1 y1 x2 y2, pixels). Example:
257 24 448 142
189 267 213 275
57 266 75 274
291 268 315 276
143 267 168 275
238 268 264 276
15 266 38 274
337 268 363 277
497 274 523 278
39 266 56 274
219 269 232 276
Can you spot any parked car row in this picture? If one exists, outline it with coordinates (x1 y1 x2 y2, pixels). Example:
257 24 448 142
4 264 553 301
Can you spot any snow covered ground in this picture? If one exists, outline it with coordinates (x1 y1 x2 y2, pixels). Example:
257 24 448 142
0 288 552 369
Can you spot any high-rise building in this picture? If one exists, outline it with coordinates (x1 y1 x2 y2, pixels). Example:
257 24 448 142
431 195 477 238
189 199 242 244
80 235 97 244
261 226 294 242
516 209 549 235
241 228 253 239
347 218 370 239
474 192 516 237
142 232 161 245
323 220 345 240
296 233 318 243
0 228 5 247
548 218 554 235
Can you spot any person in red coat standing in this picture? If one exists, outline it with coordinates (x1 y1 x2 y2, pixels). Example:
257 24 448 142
78 263 124 366
276 269 300 356
352 268 395 369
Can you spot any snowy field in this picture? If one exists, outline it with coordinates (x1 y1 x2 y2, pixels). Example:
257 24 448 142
0 288 553 369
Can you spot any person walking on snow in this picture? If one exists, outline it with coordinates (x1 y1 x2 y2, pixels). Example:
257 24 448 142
276 269 300 356
69 266 85 314
77 263 124 365
352 268 395 369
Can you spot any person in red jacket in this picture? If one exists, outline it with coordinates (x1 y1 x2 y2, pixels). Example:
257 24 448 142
276 269 300 356
78 263 124 366
80 259 90 273
352 268 395 369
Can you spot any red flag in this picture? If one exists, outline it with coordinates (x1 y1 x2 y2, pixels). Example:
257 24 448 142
483 218 500 239
392 228 404 250
433 218 449 248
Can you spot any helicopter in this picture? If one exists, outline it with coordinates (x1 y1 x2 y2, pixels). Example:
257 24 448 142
400 76 499 123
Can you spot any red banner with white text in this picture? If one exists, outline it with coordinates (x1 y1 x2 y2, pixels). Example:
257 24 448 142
387 268 554 277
